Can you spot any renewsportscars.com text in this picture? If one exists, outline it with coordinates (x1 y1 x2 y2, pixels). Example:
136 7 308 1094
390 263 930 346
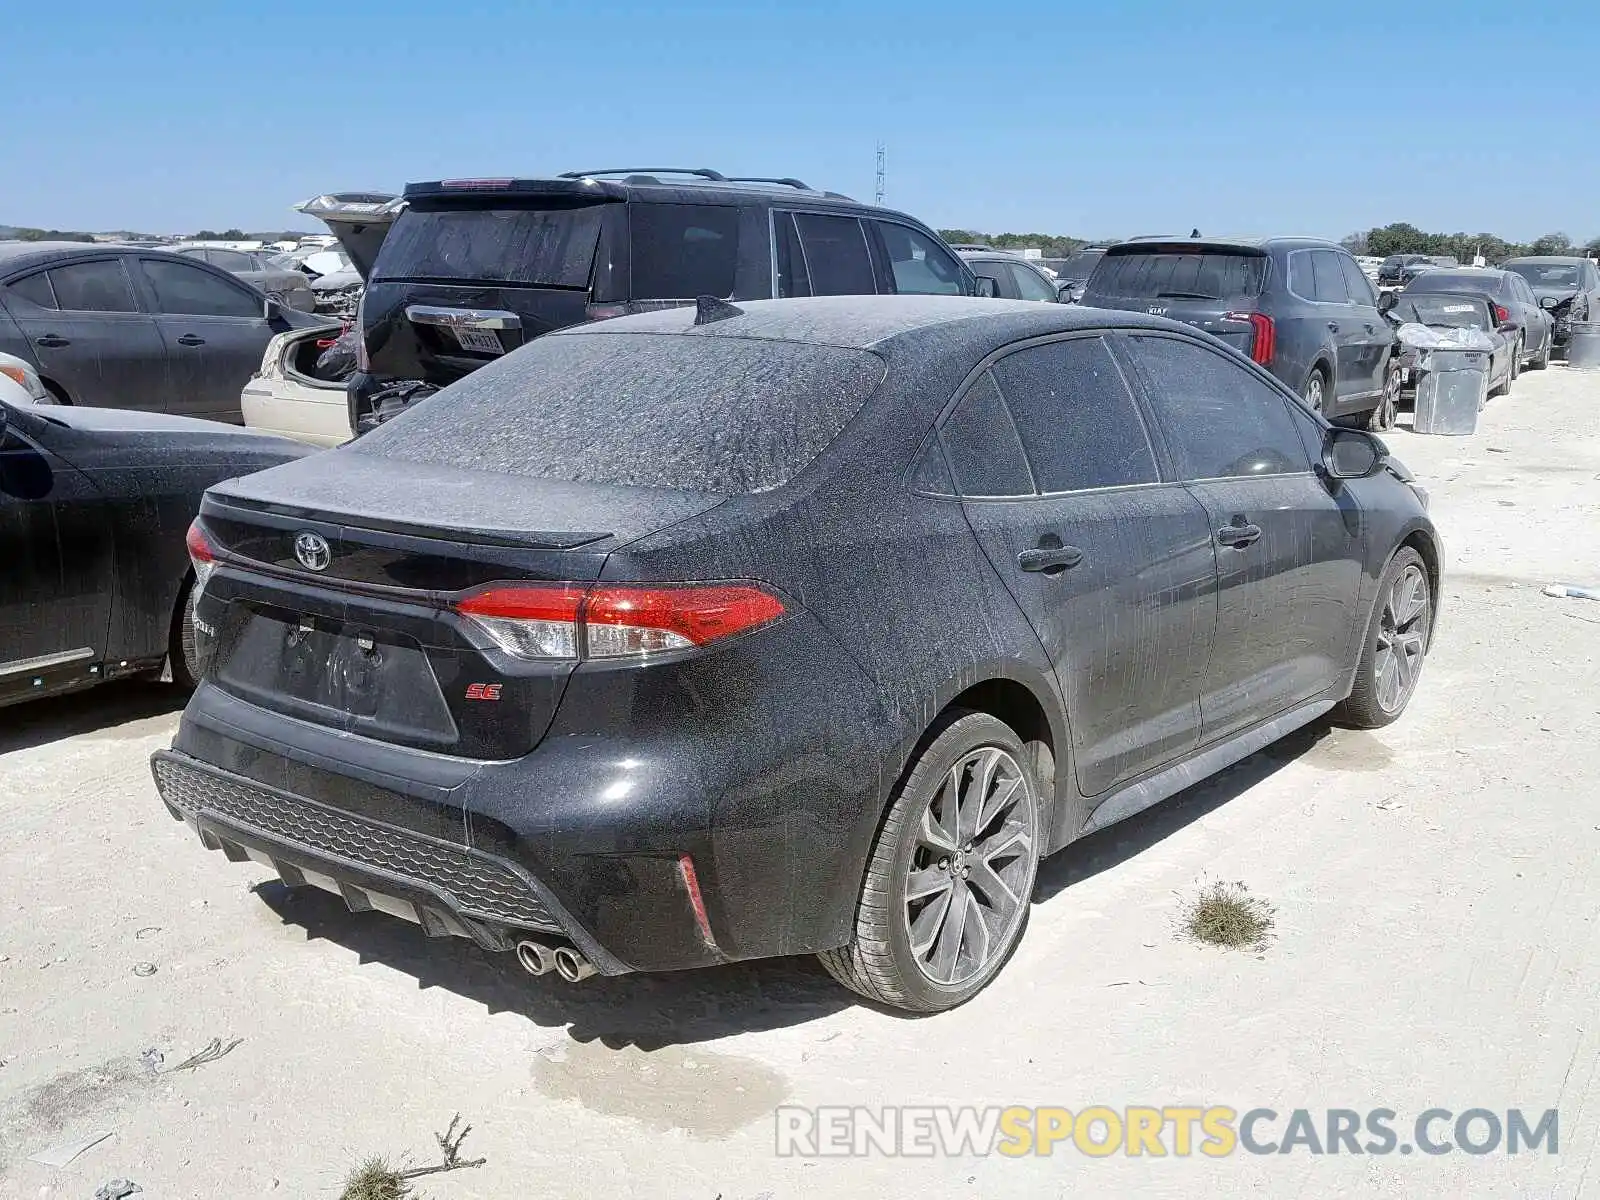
774 1106 1559 1158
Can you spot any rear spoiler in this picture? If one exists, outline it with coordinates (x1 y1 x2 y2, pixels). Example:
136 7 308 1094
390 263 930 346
404 178 629 203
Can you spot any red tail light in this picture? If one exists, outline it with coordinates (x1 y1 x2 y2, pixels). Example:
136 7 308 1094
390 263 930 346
453 582 785 661
1225 311 1276 365
1494 304 1510 323
584 302 628 323
186 522 217 592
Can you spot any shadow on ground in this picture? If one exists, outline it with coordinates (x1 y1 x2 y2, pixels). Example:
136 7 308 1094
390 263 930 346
0 681 185 755
254 716 1354 1048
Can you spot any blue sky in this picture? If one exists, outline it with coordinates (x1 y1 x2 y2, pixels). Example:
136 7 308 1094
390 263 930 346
6 0 1594 242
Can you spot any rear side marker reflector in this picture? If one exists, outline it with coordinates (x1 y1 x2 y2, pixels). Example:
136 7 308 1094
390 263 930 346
454 582 785 662
677 853 718 950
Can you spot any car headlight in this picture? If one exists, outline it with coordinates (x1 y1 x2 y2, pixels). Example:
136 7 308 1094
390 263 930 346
0 359 51 403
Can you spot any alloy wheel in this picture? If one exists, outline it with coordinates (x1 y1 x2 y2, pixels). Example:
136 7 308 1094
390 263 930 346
1304 374 1325 412
1373 564 1429 714
903 746 1036 987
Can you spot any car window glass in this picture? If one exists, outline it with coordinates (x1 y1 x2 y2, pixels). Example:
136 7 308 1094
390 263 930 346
142 258 262 317
990 337 1159 492
1310 250 1349 303
209 249 256 272
774 212 810 298
1126 335 1311 480
1339 254 1377 306
872 222 965 295
7 271 57 309
907 436 956 495
48 260 139 313
1008 262 1057 302
629 202 740 299
940 372 1033 497
794 214 875 296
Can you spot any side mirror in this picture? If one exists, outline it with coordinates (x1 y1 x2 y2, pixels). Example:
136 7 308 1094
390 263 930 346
1322 427 1387 480
1056 282 1076 303
1540 295 1558 310
974 276 1000 299
1377 290 1397 314
264 296 283 321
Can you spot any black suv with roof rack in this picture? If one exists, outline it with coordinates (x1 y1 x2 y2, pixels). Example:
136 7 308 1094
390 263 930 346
305 168 979 430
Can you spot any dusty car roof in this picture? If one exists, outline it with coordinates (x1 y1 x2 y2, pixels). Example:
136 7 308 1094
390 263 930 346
0 241 124 271
553 295 1173 352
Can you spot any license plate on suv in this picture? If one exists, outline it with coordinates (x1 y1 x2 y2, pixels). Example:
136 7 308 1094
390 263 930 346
453 328 503 354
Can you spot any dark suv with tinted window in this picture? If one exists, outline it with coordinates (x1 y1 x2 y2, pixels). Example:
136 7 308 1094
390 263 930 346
309 169 978 430
1079 237 1400 429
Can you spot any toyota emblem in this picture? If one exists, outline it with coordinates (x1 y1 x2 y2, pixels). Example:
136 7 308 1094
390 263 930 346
293 531 332 572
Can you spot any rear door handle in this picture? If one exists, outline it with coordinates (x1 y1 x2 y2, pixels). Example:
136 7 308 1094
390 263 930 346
35 334 70 348
1018 545 1084 573
1216 522 1263 549
176 334 206 346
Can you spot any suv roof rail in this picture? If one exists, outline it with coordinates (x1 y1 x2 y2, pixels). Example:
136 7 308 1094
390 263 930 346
724 175 811 190
559 167 728 182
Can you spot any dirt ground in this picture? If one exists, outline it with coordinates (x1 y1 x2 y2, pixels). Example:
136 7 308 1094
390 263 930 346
3 364 1599 1199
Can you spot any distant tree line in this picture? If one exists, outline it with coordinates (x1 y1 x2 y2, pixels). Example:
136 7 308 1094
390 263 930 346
939 223 1600 264
1341 224 1600 262
8 228 98 243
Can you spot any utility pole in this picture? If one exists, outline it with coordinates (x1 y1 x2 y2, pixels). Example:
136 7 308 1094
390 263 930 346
875 142 886 206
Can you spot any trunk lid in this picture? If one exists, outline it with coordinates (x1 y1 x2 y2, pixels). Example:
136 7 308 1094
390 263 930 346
294 192 403 280
198 452 724 758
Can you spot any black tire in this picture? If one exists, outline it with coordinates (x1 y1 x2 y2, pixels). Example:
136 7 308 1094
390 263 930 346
170 577 201 690
1302 366 1330 414
1366 365 1401 431
1336 547 1431 730
1529 333 1552 370
819 711 1042 1013
1492 339 1520 397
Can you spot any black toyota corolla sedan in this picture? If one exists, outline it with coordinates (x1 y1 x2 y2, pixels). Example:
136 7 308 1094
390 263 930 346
152 296 1439 1012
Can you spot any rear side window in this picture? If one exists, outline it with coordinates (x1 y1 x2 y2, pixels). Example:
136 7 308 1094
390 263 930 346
353 332 886 494
1340 253 1377 306
629 203 740 298
793 214 875 296
142 259 261 317
49 260 139 313
7 271 57 309
775 212 810 297
208 249 257 273
1086 248 1267 301
1124 335 1310 481
872 223 965 296
375 203 605 287
990 337 1159 492
1310 251 1350 303
939 373 1033 497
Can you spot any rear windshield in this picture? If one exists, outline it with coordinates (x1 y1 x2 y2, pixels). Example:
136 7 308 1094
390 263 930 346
1404 272 1493 295
373 203 605 286
1394 296 1492 328
1505 262 1580 288
1085 248 1267 301
351 332 887 494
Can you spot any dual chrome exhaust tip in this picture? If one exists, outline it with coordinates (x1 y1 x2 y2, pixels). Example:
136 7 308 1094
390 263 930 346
516 938 597 983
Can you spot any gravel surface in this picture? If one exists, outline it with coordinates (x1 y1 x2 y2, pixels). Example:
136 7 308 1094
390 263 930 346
2 363 1598 1198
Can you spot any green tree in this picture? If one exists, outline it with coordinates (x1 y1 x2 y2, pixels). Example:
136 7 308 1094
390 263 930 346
1530 232 1573 256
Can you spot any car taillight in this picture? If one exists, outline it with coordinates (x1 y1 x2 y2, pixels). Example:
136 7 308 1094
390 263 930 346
453 582 785 662
1494 304 1510 323
355 296 370 371
584 302 628 323
1225 311 1275 365
186 522 217 594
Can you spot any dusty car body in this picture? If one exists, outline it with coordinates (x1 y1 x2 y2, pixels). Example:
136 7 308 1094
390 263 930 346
1401 268 1554 371
154 295 1438 1013
1 374 308 708
240 327 352 446
170 245 317 313
1500 256 1600 354
1385 292 1514 398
